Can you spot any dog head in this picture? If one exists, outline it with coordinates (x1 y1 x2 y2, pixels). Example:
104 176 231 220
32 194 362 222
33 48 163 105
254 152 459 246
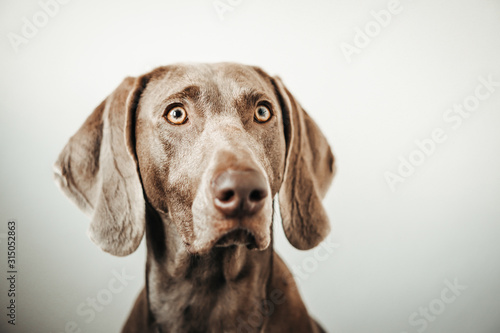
54 63 335 256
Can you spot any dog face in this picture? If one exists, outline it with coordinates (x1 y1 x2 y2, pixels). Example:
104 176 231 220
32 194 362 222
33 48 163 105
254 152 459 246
54 62 335 256
134 64 286 253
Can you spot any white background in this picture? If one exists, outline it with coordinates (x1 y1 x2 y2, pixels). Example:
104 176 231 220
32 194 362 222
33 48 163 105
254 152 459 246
1 0 500 332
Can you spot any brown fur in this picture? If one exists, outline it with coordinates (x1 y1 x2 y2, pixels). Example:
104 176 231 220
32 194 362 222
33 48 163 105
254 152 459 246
54 63 335 332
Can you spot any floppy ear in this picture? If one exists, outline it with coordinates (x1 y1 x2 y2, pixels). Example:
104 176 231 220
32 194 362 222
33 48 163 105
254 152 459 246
53 76 149 256
273 76 336 250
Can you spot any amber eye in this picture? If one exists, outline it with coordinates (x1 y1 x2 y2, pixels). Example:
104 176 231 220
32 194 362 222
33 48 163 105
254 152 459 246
165 106 188 125
254 105 272 123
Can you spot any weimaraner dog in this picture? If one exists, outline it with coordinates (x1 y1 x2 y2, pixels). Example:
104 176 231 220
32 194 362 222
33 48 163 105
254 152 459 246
54 63 335 333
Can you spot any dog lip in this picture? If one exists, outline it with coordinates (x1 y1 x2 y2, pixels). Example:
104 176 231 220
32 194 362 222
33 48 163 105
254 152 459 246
214 228 256 248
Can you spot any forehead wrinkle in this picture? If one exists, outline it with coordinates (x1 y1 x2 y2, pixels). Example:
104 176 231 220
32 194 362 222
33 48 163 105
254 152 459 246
207 77 254 117
145 69 207 116
234 89 272 109
194 78 226 117
212 67 277 111
164 85 202 102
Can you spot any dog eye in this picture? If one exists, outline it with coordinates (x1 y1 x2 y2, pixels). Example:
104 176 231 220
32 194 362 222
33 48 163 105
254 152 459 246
254 106 272 123
165 106 188 125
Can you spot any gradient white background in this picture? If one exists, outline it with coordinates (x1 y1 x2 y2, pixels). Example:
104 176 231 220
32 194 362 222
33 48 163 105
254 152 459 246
1 0 500 332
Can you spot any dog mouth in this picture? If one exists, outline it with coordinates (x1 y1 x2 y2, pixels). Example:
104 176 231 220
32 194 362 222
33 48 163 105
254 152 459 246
214 228 257 250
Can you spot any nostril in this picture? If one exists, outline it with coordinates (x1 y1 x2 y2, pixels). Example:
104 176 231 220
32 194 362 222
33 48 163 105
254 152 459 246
212 169 268 216
249 189 266 202
218 189 235 202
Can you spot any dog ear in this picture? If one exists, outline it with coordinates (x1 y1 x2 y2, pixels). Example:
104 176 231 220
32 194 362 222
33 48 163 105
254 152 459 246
272 76 336 250
53 75 149 256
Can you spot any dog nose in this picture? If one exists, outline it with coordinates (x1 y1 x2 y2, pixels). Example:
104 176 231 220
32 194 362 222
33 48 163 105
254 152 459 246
212 169 268 217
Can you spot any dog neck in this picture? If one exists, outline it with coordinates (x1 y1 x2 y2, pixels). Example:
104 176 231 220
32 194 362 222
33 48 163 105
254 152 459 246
144 204 273 332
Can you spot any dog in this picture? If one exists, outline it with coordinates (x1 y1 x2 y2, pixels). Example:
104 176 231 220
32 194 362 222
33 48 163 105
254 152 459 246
54 62 336 332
